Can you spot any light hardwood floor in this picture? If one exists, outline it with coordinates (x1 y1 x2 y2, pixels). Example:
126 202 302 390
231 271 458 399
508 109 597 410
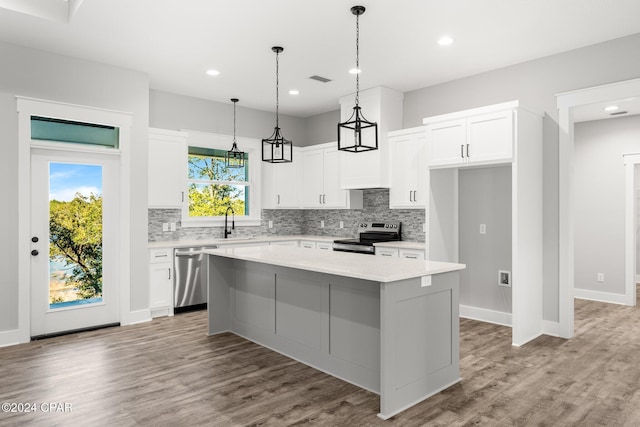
2 295 640 426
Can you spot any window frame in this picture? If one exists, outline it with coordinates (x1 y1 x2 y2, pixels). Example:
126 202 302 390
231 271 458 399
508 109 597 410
181 130 262 227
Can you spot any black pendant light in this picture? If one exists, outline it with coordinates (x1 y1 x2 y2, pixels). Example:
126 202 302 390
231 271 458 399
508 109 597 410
338 5 378 153
262 46 293 163
225 98 245 169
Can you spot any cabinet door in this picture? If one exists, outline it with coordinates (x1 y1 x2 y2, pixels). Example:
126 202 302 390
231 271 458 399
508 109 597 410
466 111 513 164
261 162 277 209
302 150 324 208
148 129 187 207
427 119 466 168
275 161 301 208
376 248 399 257
316 242 333 251
322 148 348 208
300 240 316 249
399 249 425 260
413 131 428 208
389 134 419 208
149 263 173 313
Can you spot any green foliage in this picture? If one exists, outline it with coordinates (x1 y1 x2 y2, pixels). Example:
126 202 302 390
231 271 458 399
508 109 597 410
188 153 247 216
49 193 103 299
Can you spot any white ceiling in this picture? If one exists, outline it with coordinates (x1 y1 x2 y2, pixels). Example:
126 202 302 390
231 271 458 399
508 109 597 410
2 0 640 118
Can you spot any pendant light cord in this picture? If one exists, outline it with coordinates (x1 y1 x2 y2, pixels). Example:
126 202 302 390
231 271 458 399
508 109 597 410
355 11 360 107
275 50 280 129
233 100 237 145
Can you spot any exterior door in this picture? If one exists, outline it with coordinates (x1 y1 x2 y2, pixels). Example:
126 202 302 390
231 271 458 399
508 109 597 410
30 149 119 337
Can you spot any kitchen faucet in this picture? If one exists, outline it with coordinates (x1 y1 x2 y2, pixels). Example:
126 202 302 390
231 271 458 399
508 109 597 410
224 206 235 238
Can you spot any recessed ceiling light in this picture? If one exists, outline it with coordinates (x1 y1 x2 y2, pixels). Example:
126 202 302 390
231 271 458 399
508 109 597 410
604 105 619 111
289 90 299 95
438 36 454 46
206 69 220 76
349 68 361 75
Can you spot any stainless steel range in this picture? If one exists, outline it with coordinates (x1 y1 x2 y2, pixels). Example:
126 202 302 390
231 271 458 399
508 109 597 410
332 221 401 255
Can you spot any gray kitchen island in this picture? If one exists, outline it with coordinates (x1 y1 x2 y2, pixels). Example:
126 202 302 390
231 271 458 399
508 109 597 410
205 245 465 419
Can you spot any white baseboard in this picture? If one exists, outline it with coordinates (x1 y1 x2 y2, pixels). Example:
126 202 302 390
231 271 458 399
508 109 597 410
121 309 152 326
574 288 628 305
0 328 25 348
459 304 512 327
542 320 561 337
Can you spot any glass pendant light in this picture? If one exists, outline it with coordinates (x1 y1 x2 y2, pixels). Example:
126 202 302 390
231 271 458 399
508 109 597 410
225 98 245 169
262 46 293 163
337 5 378 153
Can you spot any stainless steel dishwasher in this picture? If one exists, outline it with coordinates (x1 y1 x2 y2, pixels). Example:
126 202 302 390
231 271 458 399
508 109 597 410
173 245 218 313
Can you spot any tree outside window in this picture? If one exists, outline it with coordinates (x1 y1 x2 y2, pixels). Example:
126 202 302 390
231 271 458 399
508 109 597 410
187 147 249 217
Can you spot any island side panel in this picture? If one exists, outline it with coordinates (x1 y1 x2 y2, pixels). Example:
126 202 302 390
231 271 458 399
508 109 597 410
207 254 234 335
379 271 461 420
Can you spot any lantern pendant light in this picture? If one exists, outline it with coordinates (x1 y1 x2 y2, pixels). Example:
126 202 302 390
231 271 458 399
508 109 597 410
225 98 245 169
262 46 293 163
337 5 378 153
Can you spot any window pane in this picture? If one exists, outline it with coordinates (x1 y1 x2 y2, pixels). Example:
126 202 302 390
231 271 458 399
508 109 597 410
188 147 247 182
31 116 119 148
188 183 248 217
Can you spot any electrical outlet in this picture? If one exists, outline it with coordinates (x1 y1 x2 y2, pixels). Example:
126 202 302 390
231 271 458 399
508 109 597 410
170 222 176 231
268 220 273 229
479 224 486 234
321 220 325 228
498 270 511 287
597 273 604 282
162 223 169 232
339 221 344 229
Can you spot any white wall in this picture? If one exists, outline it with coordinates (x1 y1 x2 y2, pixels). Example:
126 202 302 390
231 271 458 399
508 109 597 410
458 166 512 314
574 115 640 296
0 40 150 333
149 90 308 145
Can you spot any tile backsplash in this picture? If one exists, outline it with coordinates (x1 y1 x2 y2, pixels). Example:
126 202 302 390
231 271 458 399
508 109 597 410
149 189 425 243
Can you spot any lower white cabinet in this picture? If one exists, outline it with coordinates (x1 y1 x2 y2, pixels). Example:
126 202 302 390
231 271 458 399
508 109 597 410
149 248 174 317
316 242 332 251
300 240 333 250
376 248 399 258
399 249 425 260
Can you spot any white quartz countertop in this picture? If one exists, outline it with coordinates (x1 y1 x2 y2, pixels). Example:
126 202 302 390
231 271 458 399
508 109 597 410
148 235 340 249
204 245 464 283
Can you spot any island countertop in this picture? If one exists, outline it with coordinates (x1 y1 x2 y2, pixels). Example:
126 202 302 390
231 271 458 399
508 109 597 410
204 245 464 283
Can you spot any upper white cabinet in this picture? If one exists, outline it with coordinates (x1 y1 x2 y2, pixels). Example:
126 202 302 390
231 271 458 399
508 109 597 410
425 105 514 168
339 86 403 189
262 147 301 209
148 128 187 208
301 143 363 209
388 126 427 209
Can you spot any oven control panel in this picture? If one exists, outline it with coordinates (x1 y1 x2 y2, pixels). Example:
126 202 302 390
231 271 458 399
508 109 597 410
357 221 401 231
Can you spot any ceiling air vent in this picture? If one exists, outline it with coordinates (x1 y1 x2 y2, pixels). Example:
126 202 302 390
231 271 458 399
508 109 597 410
610 111 628 116
309 75 332 83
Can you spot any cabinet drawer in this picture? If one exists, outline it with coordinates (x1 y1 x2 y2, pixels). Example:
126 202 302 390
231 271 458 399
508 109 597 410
316 242 332 251
399 249 425 260
376 248 399 257
300 240 316 249
150 248 172 264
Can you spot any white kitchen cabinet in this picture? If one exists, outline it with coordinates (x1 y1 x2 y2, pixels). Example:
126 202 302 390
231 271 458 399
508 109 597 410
262 148 301 209
316 242 332 251
376 247 399 258
301 143 363 209
148 128 187 208
426 107 513 168
300 240 316 249
399 249 425 260
149 248 174 317
300 240 332 250
339 86 404 189
388 127 428 209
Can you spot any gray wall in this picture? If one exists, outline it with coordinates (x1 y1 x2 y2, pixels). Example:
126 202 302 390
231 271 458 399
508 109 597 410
574 115 640 295
304 109 341 146
149 89 308 145
458 166 512 313
0 40 150 332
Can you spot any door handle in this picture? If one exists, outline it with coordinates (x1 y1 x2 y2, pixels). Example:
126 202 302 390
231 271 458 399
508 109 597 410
277 194 280 205
31 250 39 256
323 194 326 204
319 194 322 204
168 268 171 280
461 144 464 159
467 143 470 158
409 190 413 202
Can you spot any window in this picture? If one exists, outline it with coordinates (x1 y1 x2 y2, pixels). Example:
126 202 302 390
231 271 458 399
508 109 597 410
182 131 261 227
31 116 119 148
188 147 248 216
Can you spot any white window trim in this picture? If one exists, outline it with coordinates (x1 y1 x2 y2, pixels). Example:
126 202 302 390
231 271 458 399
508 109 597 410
181 129 262 227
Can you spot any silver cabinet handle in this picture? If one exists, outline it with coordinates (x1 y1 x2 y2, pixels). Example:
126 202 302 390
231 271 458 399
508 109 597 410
461 145 464 159
181 191 184 202
277 194 280 205
409 191 413 202
168 268 171 280
467 143 470 158
323 194 326 204
319 194 322 204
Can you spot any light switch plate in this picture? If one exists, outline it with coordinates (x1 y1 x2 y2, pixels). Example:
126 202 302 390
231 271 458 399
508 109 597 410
321 220 325 228
268 220 273 229
479 224 486 234
162 223 169 232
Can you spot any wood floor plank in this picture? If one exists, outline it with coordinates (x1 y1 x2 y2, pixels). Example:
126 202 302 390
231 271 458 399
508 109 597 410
3 293 640 426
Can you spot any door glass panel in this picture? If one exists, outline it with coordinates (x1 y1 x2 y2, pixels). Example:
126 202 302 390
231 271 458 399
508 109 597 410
49 162 103 309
